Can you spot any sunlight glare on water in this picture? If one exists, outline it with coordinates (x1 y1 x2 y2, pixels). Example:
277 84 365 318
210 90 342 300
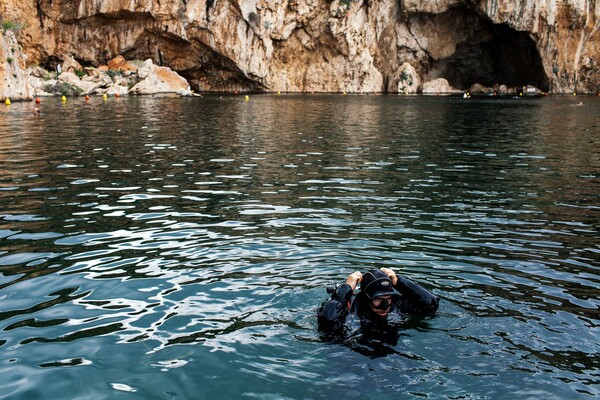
0 94 598 399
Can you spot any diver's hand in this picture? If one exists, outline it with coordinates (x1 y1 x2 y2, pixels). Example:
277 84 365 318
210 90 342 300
345 271 362 290
380 267 398 286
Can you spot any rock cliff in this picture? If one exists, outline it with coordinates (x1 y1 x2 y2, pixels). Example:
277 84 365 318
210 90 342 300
1 0 599 95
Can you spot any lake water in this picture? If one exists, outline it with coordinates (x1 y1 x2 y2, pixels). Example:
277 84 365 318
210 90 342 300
0 94 598 399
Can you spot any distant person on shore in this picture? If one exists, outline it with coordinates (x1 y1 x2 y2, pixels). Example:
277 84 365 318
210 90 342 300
317 268 439 335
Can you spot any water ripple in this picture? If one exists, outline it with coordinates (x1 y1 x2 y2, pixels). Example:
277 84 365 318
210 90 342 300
0 95 598 398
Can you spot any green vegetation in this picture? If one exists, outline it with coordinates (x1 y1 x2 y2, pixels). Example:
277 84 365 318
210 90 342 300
6 57 13 64
74 69 86 78
331 0 354 18
106 69 122 80
400 71 413 86
1 19 23 33
43 82 83 97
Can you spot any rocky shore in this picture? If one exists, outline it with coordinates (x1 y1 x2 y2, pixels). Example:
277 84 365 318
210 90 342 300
1 30 195 101
2 47 544 102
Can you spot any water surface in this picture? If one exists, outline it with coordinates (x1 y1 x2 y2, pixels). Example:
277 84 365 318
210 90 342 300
0 94 598 399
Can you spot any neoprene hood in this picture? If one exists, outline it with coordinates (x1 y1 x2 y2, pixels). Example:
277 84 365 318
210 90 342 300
361 269 401 300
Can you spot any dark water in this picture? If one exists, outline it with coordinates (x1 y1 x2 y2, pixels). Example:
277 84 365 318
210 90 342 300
0 94 598 399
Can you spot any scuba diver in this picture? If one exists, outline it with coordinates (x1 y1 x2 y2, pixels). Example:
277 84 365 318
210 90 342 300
317 268 439 336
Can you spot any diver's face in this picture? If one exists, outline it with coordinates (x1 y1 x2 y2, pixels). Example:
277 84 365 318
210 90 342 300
369 296 392 317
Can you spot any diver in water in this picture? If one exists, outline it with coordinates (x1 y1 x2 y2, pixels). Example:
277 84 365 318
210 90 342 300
317 268 439 335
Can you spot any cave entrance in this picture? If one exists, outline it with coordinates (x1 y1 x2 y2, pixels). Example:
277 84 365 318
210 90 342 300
430 22 549 92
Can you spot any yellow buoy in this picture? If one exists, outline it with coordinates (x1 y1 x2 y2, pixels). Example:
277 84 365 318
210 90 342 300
245 95 250 102
4 98 10 106
573 92 577 96
103 94 107 100
343 91 347 95
277 90 281 95
61 95 67 102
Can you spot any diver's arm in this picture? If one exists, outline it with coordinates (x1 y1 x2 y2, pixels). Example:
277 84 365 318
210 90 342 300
317 283 353 326
317 272 361 330
394 275 439 315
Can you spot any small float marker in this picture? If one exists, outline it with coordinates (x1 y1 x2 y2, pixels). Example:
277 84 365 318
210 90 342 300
35 97 41 104
61 95 67 102
102 94 107 100
245 95 250 102
4 98 10 106
277 91 280 95
85 95 90 101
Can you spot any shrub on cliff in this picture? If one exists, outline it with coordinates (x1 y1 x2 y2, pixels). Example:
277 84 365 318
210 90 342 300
1 19 23 33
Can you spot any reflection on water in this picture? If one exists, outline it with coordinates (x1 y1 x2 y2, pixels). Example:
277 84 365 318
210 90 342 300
0 95 598 399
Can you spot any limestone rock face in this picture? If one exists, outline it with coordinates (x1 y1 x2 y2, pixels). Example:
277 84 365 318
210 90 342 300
0 31 32 100
0 0 599 94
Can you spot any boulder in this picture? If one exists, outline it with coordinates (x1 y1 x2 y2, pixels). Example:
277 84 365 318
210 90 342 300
28 76 52 97
29 66 52 79
94 73 114 88
58 72 81 86
83 66 101 77
107 55 138 72
177 88 199 97
422 78 458 94
136 64 151 80
469 83 494 94
106 84 129 96
77 80 103 95
62 56 82 74
128 59 189 95
495 84 508 95
107 55 126 70
113 77 129 88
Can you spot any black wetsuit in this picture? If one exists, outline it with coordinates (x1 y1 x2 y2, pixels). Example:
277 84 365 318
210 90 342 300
317 275 439 333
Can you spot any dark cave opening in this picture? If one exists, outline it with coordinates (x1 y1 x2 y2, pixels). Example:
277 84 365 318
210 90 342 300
431 22 550 92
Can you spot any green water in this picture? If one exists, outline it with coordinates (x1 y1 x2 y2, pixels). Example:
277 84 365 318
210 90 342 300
0 94 598 399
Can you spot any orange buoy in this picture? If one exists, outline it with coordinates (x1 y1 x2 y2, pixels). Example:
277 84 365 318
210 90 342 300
35 97 41 104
